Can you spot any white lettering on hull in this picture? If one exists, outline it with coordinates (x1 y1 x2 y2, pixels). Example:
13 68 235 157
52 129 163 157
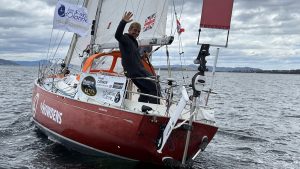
40 100 63 124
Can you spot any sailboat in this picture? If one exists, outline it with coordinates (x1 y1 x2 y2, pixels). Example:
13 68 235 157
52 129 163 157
31 0 234 168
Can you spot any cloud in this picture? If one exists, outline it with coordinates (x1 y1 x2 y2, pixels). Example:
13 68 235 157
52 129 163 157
0 0 299 70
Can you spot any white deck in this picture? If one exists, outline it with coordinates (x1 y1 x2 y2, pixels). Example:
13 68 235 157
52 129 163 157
40 74 216 124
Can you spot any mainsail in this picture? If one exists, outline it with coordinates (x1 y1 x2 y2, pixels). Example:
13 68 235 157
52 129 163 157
95 0 169 44
67 0 170 66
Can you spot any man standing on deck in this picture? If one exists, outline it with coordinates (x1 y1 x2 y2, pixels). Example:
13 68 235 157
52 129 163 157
115 11 161 104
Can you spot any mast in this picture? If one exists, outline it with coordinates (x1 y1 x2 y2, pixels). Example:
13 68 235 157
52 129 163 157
64 0 90 69
89 0 104 55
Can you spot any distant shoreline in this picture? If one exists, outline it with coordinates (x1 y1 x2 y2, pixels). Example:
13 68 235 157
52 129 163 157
158 67 300 74
1 59 299 74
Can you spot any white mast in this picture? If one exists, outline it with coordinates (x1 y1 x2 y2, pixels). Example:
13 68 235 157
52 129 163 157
89 0 104 55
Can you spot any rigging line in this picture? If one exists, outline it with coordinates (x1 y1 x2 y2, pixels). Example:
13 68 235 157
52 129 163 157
123 0 129 14
171 0 185 36
171 0 182 37
43 30 61 76
173 0 188 83
130 0 135 14
123 0 137 26
136 0 145 21
178 0 185 19
131 0 140 14
170 0 176 36
46 29 54 62
43 27 54 75
178 35 187 84
165 45 172 77
51 32 66 61
48 31 61 61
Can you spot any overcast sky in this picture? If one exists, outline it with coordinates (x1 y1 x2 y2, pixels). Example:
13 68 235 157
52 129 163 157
0 0 299 70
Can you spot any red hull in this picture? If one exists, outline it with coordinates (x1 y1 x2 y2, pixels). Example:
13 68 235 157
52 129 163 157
32 83 218 165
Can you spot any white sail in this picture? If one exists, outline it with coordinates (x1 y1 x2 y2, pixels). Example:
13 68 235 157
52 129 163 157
95 0 169 45
69 0 170 66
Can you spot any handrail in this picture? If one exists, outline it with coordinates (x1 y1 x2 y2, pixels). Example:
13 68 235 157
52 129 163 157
125 90 166 101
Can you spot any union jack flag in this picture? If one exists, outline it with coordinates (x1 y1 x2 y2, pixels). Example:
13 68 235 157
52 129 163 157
143 13 156 32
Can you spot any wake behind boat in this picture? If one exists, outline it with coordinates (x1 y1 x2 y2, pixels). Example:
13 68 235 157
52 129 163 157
31 0 234 168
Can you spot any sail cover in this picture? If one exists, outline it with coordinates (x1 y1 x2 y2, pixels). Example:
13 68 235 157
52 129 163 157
200 0 234 29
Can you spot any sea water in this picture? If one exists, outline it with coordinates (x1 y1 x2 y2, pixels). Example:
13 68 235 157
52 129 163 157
0 66 299 169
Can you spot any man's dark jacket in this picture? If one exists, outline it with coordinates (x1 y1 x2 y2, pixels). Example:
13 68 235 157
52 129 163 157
115 20 152 78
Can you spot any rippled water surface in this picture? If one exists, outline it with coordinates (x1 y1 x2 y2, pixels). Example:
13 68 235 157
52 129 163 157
0 66 299 169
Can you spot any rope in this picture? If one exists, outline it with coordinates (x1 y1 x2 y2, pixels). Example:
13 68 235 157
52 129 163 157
178 35 187 84
171 0 188 84
46 29 54 62
51 32 66 61
165 45 172 78
136 0 144 21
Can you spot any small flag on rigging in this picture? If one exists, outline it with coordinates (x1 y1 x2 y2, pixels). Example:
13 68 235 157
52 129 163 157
143 13 156 32
176 19 185 34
